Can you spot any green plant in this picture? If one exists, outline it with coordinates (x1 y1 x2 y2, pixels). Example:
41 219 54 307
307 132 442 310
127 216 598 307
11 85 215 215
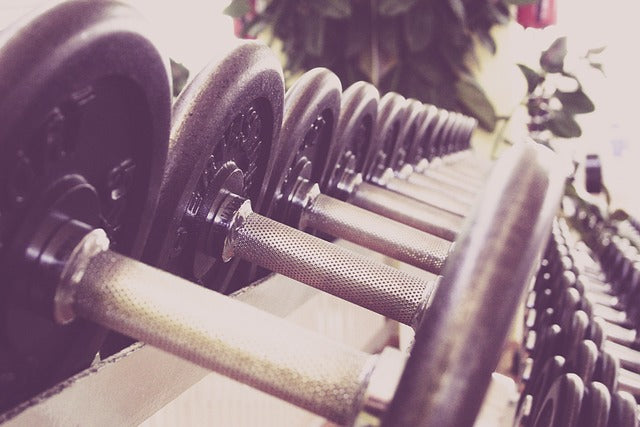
517 36 601 139
224 0 530 132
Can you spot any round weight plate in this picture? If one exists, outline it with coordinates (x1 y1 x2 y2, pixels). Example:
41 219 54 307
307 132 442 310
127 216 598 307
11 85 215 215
318 81 378 195
578 381 611 427
531 373 584 427
261 68 341 224
143 41 284 294
0 0 171 410
387 99 425 172
608 391 638 427
361 92 406 181
427 110 452 161
404 105 439 167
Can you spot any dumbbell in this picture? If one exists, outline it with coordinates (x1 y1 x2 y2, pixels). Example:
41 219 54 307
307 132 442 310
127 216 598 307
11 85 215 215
315 83 466 241
352 91 480 214
0 3 563 424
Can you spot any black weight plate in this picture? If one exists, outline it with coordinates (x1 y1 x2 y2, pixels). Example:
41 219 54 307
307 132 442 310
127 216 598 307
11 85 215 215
427 110 453 160
530 373 584 427
0 0 171 410
578 381 611 427
608 391 638 427
387 99 425 172
143 41 284 294
361 92 406 181
261 67 340 224
405 105 439 167
573 340 599 383
422 109 449 162
319 81 378 195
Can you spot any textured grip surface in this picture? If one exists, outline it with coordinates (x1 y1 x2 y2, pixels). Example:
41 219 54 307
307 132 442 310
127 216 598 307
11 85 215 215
74 250 374 424
384 177 471 217
406 171 477 201
350 182 462 242
302 194 451 274
230 213 435 326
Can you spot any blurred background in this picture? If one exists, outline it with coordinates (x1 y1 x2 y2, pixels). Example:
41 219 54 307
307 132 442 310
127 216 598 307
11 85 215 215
2 0 638 219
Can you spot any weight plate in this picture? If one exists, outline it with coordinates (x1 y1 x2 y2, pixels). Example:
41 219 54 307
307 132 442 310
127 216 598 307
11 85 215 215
319 81 378 195
143 41 284 294
361 92 406 182
387 99 425 172
578 381 611 427
427 110 452 161
0 0 171 410
530 373 584 427
404 105 439 167
608 391 638 427
261 68 341 224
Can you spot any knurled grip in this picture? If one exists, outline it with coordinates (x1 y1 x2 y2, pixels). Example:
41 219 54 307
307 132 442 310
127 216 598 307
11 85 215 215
405 172 477 203
349 182 462 242
301 194 451 274
383 177 471 217
229 212 435 327
74 250 375 424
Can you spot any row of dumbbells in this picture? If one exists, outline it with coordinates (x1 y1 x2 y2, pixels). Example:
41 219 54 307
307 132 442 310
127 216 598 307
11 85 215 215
515 209 640 426
0 1 563 425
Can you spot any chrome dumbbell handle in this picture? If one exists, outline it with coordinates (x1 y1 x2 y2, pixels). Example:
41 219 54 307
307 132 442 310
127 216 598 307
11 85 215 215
62 231 403 425
348 181 463 241
226 202 436 327
382 175 471 217
299 191 452 274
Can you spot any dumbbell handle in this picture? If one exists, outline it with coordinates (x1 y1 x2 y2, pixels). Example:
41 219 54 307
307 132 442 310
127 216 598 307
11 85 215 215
402 171 477 202
382 176 471 217
227 209 435 327
349 182 462 242
68 237 394 425
301 193 452 274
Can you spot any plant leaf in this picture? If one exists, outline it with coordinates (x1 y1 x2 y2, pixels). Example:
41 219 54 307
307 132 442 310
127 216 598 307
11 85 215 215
477 30 497 54
403 3 433 52
223 0 251 17
517 64 543 93
540 36 567 73
455 79 497 131
547 111 582 138
590 62 605 75
170 59 189 97
378 0 419 16
554 88 595 114
303 16 325 56
309 0 352 19
446 0 466 23
587 45 606 55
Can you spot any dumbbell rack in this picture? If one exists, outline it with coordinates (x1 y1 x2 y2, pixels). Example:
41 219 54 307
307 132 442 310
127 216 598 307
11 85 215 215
0 1 567 425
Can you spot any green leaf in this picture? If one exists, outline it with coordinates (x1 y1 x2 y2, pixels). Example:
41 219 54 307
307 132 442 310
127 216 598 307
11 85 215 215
590 62 605 75
303 16 326 56
540 36 567 73
378 0 419 16
586 46 606 55
170 59 189 97
223 0 251 17
554 88 595 114
477 30 497 54
517 64 543 94
455 79 497 131
309 0 352 19
403 3 433 52
547 111 582 138
446 0 466 23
